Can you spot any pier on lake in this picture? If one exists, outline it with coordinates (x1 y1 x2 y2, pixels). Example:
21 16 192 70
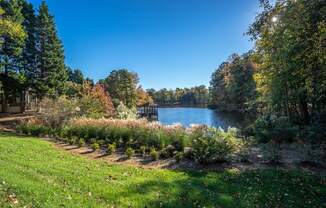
137 103 158 121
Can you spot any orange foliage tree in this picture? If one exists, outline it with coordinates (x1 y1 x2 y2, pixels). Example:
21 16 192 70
136 86 153 106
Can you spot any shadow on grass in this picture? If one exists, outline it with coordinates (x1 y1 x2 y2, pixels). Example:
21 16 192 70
111 169 325 208
95 153 109 159
80 150 94 154
64 146 80 150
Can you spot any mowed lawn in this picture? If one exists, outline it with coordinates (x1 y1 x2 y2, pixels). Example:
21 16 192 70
0 133 325 208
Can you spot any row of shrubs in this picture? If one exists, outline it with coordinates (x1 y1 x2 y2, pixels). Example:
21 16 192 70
18 118 243 164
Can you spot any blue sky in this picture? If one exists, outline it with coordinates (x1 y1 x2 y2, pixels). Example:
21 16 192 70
28 0 260 89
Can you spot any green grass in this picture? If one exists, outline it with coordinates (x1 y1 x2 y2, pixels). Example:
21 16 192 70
0 133 325 208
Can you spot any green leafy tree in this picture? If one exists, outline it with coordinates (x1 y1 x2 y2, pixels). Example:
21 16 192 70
209 53 257 112
247 0 326 124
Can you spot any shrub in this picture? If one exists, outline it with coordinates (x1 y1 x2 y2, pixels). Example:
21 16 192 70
253 115 298 143
125 147 135 159
91 143 100 151
190 128 240 164
68 137 76 145
78 139 85 147
116 102 137 120
150 148 159 161
174 152 184 163
139 145 147 156
18 122 50 137
107 143 116 155
160 145 176 159
38 96 79 128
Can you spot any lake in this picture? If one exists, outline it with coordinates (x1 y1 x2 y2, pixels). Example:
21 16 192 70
158 107 252 129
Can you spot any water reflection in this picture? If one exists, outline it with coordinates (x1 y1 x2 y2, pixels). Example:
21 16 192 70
158 107 253 129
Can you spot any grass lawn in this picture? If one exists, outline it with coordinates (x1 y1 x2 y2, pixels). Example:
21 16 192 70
0 133 325 208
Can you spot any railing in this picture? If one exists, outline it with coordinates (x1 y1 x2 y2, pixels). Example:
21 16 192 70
137 105 158 121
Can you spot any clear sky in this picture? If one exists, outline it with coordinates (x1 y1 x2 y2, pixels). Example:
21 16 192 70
28 0 261 89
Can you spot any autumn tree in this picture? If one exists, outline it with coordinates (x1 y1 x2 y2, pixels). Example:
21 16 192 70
136 86 153 106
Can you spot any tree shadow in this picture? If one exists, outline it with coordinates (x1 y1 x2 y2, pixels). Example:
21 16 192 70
108 168 324 208
80 150 94 154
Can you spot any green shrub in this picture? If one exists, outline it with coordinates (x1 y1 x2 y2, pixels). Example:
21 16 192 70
190 128 240 164
107 143 116 155
139 145 147 156
125 147 135 159
91 143 100 151
150 148 159 161
253 115 298 143
160 145 176 159
18 123 50 137
174 152 184 163
78 139 85 147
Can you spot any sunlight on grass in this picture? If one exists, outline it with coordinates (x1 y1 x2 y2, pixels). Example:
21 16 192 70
0 133 324 208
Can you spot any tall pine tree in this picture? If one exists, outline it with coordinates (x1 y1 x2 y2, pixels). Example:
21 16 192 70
0 0 26 112
19 0 37 89
35 0 67 98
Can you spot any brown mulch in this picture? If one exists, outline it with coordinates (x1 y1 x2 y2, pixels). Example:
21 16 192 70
51 140 326 173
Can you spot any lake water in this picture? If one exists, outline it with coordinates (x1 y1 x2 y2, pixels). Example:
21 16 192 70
158 107 252 129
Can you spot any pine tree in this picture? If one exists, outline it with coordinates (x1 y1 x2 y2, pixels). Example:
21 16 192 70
19 0 37 88
0 0 25 74
103 69 139 108
0 0 26 112
35 0 67 98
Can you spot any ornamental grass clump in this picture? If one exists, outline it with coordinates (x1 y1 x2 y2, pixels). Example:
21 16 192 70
64 118 189 151
63 118 244 163
190 127 241 164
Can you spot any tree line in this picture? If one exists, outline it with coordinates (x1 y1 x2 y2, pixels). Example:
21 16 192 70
146 85 209 107
209 0 326 142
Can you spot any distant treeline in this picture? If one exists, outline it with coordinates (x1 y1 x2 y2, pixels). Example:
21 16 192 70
146 86 209 107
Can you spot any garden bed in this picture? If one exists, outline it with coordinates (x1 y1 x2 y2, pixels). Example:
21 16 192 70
0 132 325 208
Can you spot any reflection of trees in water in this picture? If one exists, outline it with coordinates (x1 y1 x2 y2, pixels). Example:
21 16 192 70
211 110 255 130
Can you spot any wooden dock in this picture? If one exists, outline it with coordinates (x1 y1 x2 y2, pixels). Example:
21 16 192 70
137 103 158 121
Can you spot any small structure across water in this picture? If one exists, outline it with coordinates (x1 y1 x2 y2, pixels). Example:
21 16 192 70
137 103 158 121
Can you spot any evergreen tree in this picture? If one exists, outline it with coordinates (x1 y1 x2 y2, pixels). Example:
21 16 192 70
19 0 37 88
35 0 67 98
103 69 139 108
0 0 25 74
0 0 26 112
67 67 84 84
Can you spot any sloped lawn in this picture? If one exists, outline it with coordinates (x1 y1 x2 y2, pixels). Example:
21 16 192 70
0 132 324 208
